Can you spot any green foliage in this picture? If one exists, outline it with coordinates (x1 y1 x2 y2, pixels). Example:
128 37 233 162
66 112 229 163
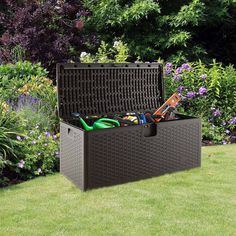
165 60 236 144
0 101 22 186
84 0 236 65
17 76 58 131
0 61 48 99
80 40 129 63
17 128 59 180
0 61 59 186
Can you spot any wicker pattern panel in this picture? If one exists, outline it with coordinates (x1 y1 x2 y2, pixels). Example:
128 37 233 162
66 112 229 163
86 119 201 189
57 63 163 118
60 122 85 190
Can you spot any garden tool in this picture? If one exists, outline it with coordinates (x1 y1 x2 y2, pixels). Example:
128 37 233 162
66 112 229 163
123 115 139 125
71 113 120 131
152 93 181 123
139 113 147 124
114 116 135 127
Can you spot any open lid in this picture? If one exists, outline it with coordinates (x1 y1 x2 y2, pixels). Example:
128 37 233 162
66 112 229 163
56 63 164 119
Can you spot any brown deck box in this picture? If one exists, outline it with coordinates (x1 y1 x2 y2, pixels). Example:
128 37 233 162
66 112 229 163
57 63 201 191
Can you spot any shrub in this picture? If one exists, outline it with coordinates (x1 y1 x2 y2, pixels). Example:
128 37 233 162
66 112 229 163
84 0 236 65
15 127 59 181
0 95 59 186
80 40 129 63
165 60 236 144
0 61 48 99
0 61 58 131
0 61 59 186
16 76 58 131
0 0 97 76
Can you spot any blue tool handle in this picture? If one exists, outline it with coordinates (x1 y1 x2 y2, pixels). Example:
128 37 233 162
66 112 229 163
140 114 147 124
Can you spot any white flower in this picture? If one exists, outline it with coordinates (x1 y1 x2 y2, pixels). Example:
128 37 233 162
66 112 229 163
80 52 88 58
113 41 120 48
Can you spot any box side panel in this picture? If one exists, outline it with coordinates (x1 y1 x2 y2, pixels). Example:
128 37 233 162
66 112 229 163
60 122 85 190
86 118 201 189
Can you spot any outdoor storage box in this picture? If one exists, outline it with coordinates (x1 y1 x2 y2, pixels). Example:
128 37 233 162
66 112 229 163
57 63 201 191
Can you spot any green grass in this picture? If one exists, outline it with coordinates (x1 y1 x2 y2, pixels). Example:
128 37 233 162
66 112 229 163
1 145 236 236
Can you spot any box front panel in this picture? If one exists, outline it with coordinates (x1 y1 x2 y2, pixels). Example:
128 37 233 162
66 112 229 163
86 118 201 189
60 122 85 190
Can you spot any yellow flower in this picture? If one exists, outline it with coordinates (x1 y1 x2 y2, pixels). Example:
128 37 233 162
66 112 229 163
0 101 9 112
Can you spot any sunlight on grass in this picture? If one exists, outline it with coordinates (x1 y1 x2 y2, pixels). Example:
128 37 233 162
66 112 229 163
0 145 236 236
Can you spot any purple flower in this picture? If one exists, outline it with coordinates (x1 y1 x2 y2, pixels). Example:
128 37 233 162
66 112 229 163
198 86 207 95
213 109 221 117
164 62 173 74
16 136 22 141
200 74 207 80
222 140 227 145
186 92 196 98
18 160 25 168
175 67 183 75
53 135 57 140
229 117 236 125
32 140 36 144
174 74 182 80
181 63 191 71
208 118 214 123
225 130 230 134
45 132 51 137
221 121 226 125
177 86 185 93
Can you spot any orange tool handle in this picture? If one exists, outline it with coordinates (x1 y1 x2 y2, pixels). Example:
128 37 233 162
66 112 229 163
153 93 181 123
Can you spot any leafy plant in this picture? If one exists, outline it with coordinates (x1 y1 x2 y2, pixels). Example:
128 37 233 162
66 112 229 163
16 127 59 180
0 100 22 186
0 0 97 76
0 61 48 99
165 60 236 144
80 40 129 63
84 0 236 65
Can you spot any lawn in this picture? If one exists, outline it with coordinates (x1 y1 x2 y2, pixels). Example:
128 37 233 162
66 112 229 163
0 145 236 236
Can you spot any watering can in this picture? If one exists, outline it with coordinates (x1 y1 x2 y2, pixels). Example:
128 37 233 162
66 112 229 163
71 113 120 131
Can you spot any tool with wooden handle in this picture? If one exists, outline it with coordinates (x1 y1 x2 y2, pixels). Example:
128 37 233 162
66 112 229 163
152 93 181 123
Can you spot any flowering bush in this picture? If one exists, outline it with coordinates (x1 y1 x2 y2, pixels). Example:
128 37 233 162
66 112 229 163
16 127 59 180
165 60 236 144
17 76 59 131
0 61 59 186
0 61 58 131
0 100 60 186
